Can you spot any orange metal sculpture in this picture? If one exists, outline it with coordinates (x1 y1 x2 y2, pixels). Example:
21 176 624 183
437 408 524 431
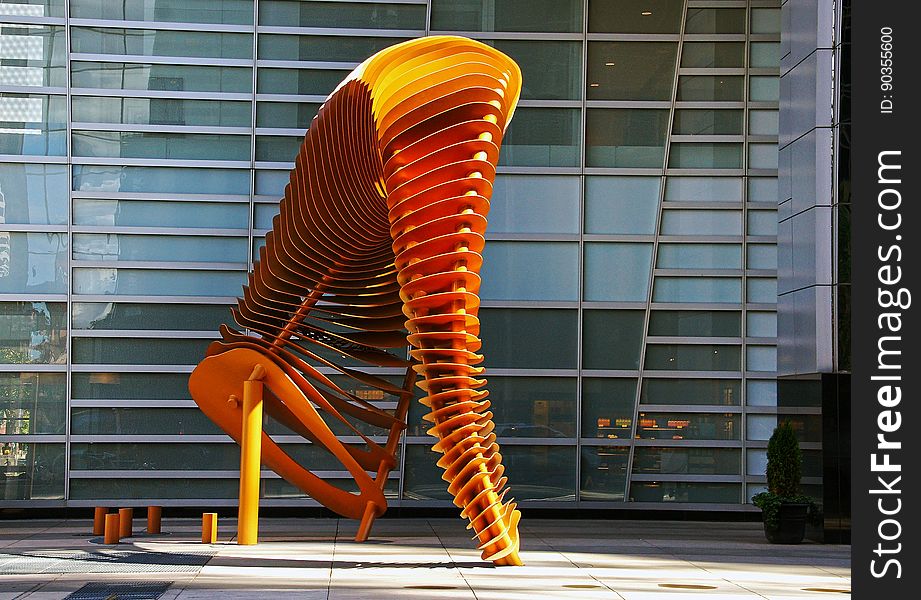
189 36 522 565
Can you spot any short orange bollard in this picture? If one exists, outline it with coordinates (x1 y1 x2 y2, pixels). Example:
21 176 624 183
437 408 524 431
118 508 133 539
147 506 162 534
202 513 218 544
93 507 107 535
103 513 120 544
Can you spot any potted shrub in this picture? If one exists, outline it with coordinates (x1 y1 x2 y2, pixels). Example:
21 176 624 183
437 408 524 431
751 421 817 544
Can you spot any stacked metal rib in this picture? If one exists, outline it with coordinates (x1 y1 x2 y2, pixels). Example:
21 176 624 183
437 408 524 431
368 37 523 566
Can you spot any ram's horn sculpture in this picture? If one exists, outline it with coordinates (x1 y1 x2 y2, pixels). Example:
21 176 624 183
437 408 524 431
188 36 523 565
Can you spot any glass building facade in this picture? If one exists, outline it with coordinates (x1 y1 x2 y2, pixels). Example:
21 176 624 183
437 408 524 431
0 0 808 510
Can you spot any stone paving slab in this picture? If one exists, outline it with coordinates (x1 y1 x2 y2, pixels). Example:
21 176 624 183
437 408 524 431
0 518 850 599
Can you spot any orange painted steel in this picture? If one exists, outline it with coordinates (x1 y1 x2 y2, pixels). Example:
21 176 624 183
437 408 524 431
188 36 522 565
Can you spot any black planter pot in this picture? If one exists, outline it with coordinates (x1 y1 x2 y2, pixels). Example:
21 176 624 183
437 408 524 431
764 502 809 544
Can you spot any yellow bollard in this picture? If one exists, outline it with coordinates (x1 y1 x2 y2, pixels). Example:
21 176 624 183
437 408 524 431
118 508 133 539
93 507 107 536
147 506 162 534
237 365 265 545
202 512 218 544
103 513 120 544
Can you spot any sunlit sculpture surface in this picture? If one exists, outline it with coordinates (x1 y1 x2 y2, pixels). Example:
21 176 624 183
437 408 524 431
189 36 522 565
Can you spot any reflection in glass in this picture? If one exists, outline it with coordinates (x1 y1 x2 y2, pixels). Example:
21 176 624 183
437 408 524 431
258 35 408 62
0 302 66 364
73 166 251 195
673 110 743 135
589 0 682 33
71 27 253 59
669 143 742 169
72 268 245 296
582 311 645 369
583 243 653 302
587 42 677 101
633 447 741 475
73 199 249 229
664 177 743 202
653 277 742 303
751 8 782 34
481 242 578 301
432 0 582 33
747 210 778 235
749 143 779 169
634 412 740 440
70 407 220 435
257 68 349 96
72 302 230 331
0 372 65 434
746 380 776 406
580 446 628 501
70 477 237 499
72 372 192 400
749 76 779 101
261 0 423 29
488 377 576 438
501 108 580 167
648 311 741 337
581 378 636 438
685 8 746 33
0 163 67 225
478 309 578 369
746 311 777 337
586 109 669 168
677 76 743 101
0 94 66 155
748 177 779 202
645 344 741 371
661 210 742 236
680 42 745 68
657 244 741 269
255 135 302 162
488 176 580 234
747 414 822 442
72 131 251 161
0 24 65 88
584 176 659 235
746 346 777 371
72 0 254 24
493 40 581 100
71 61 252 93
72 96 251 127
256 102 320 129
746 278 777 303
72 234 248 264
0 442 65 499
630 482 740 503
0 232 68 294
72 337 212 365
641 378 741 406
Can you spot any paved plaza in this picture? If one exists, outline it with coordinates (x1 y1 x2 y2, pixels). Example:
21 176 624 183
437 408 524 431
0 517 850 599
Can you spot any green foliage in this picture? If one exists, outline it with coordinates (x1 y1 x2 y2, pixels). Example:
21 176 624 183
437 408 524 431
752 491 820 529
766 420 801 496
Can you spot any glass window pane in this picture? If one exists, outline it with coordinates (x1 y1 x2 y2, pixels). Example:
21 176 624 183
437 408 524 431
634 447 741 475
749 76 779 101
631 482 740 503
432 0 582 33
584 243 652 302
0 302 66 364
747 210 777 235
0 0 65 17
0 162 68 225
677 76 744 101
584 176 660 235
746 311 776 337
589 0 682 33
751 8 782 34
500 107 580 167
644 344 741 371
254 203 279 229
0 442 65 499
664 177 743 202
747 346 777 371
72 131 251 161
0 24 65 88
747 278 777 303
257 34 407 62
72 372 192 400
493 40 581 100
72 96 251 127
257 67 349 96
70 477 237 499
71 27 253 59
669 143 742 169
747 244 777 269
70 442 241 470
681 42 745 68
0 93 66 156
685 8 746 33
586 109 669 168
72 268 245 296
673 109 742 135
746 380 776 406
660 210 742 235
580 445 628 501
72 0 254 24
635 411 740 440
749 143 779 169
747 414 821 442
582 310 645 370
653 277 742 303
0 372 65 434
657 244 741 269
73 166 251 195
72 338 210 365
70 408 221 435
255 135 302 162
488 175 580 234
73 199 249 229
0 232 68 294
71 61 252 93
750 42 781 68
488 377 576 438
641 378 741 406
256 101 320 129
481 242 578 301
72 302 230 330
581 377 636 438
587 42 677 101
72 234 248 264
748 110 778 135
261 1 424 29
648 311 741 337
748 177 778 203
478 309 578 369
254 170 288 196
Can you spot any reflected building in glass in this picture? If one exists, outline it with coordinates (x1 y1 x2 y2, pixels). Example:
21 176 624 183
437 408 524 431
0 0 803 513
